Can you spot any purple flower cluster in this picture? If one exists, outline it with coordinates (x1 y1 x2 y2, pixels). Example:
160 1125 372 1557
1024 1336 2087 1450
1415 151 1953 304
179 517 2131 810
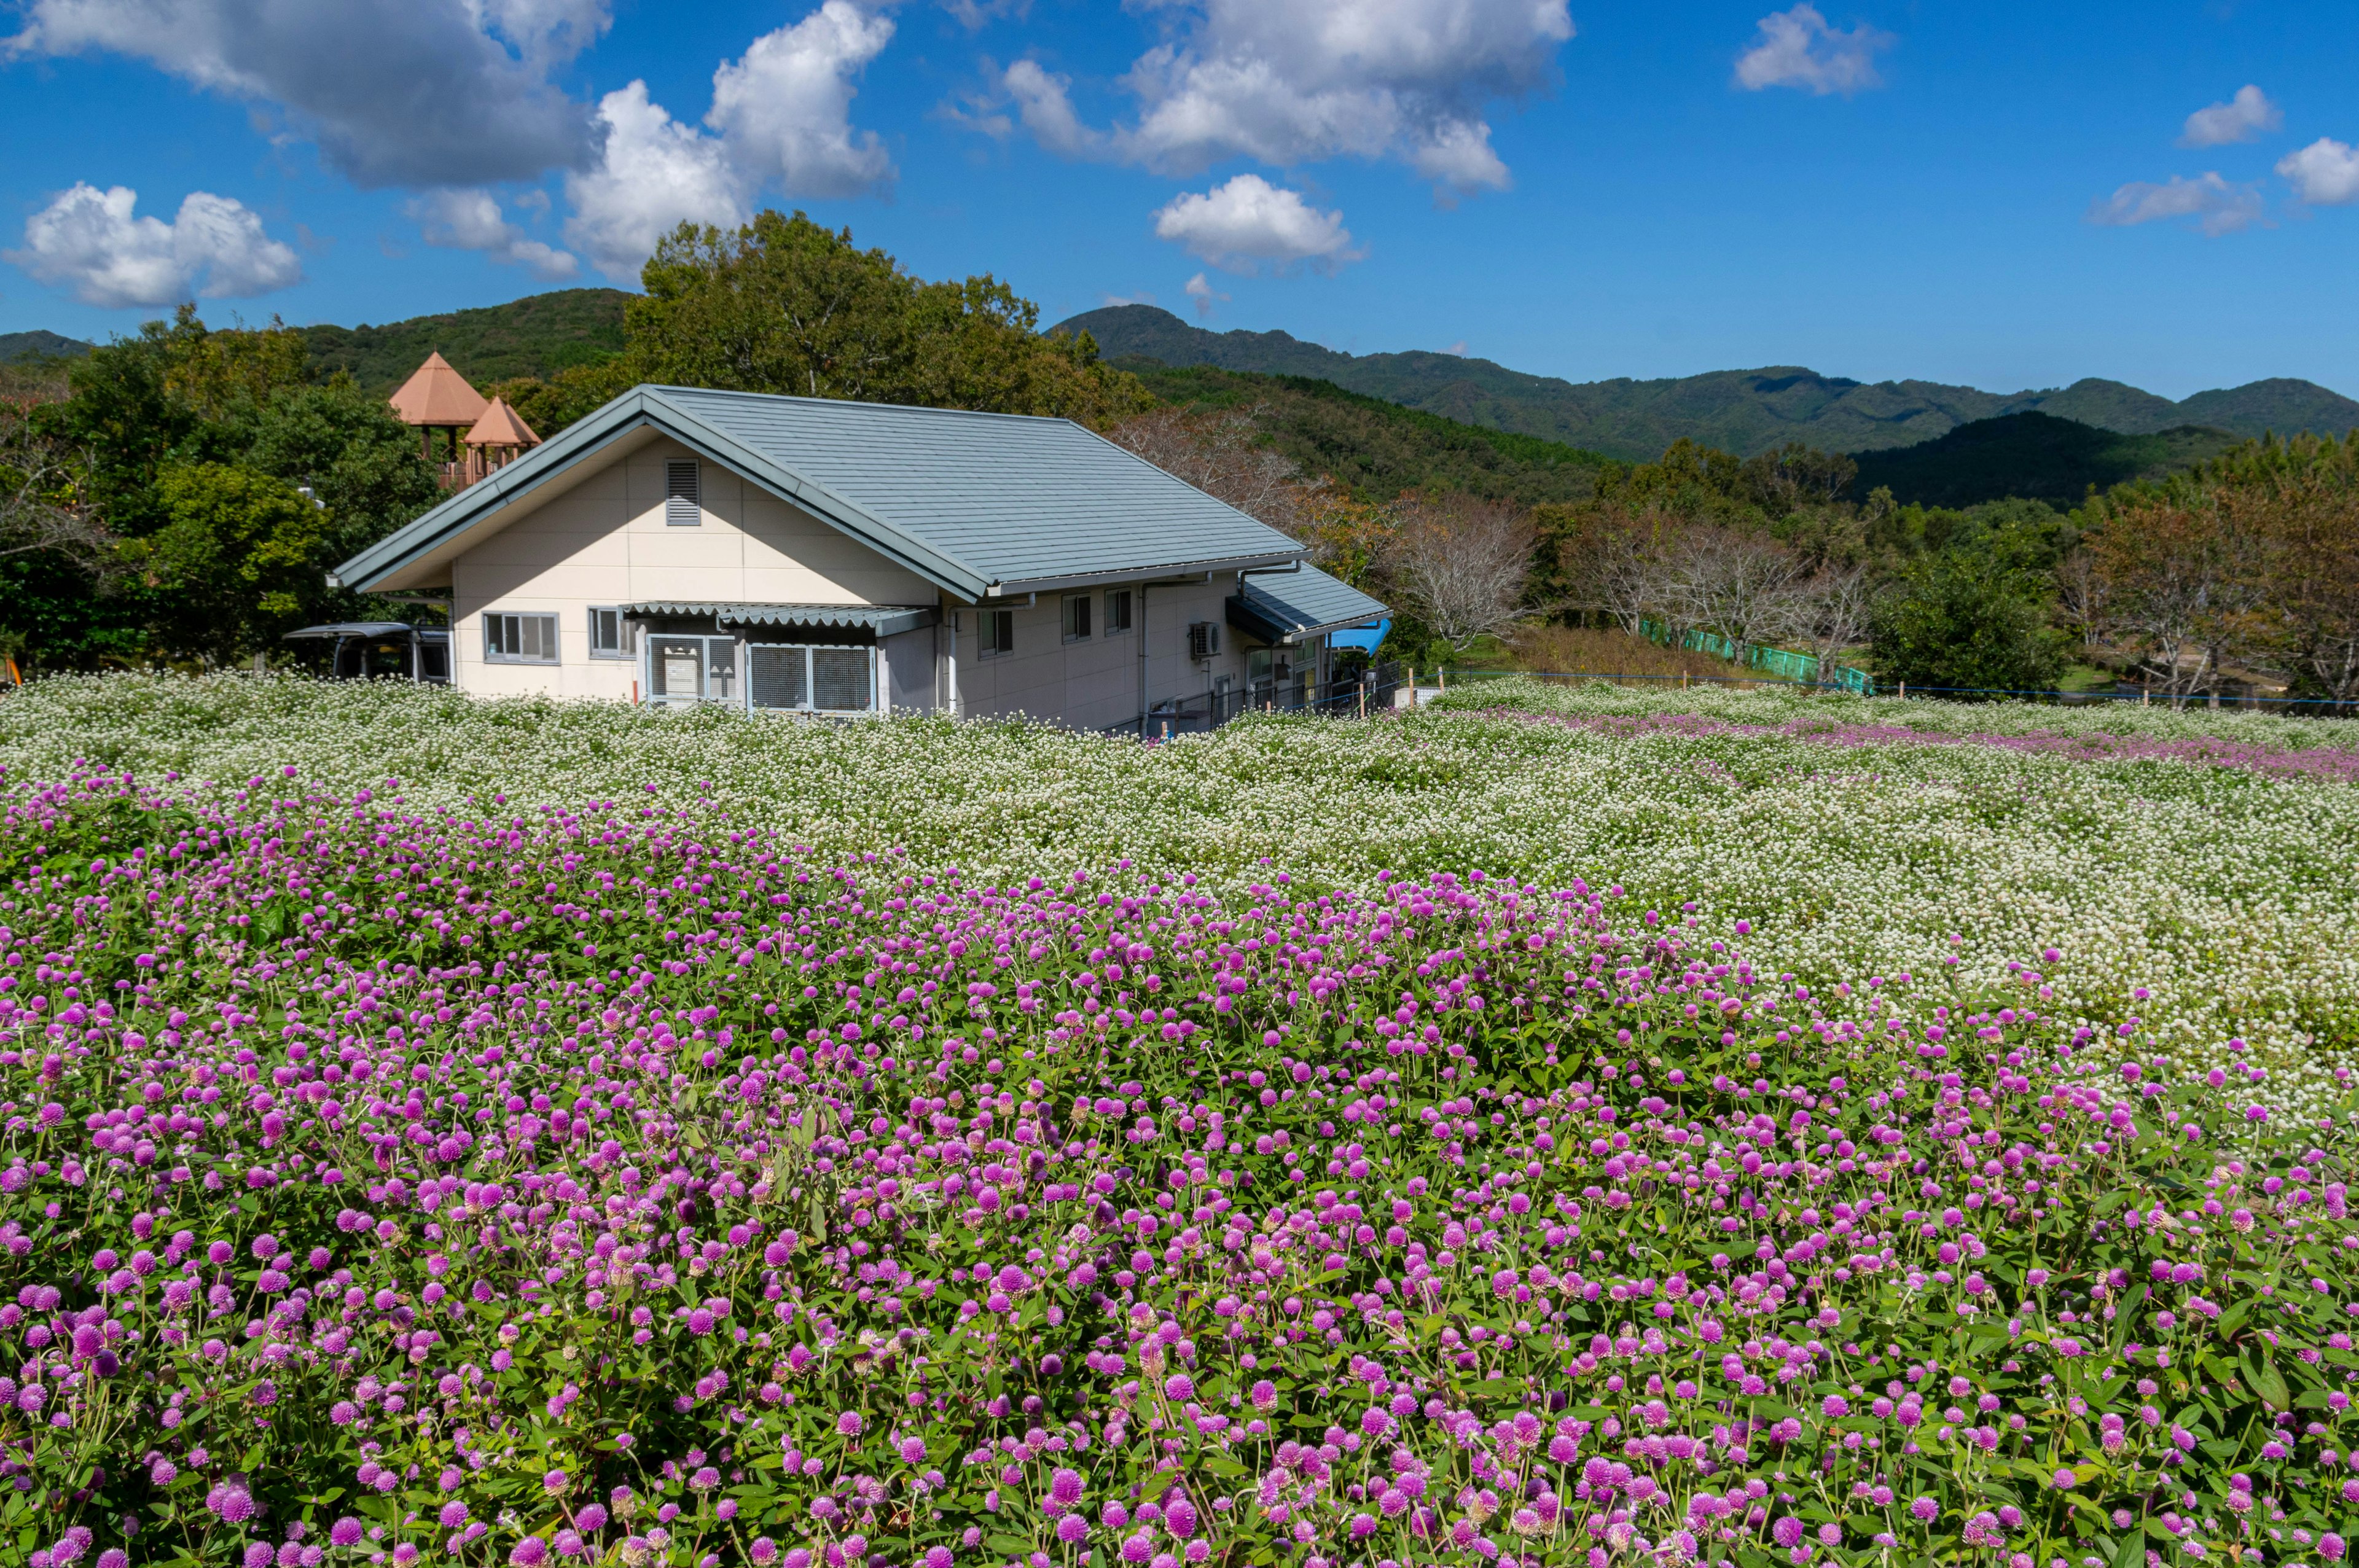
0 766 2350 1568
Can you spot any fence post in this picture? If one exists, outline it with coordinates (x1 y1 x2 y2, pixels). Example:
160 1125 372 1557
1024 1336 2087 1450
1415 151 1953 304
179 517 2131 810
1681 670 1688 689
1409 666 1418 708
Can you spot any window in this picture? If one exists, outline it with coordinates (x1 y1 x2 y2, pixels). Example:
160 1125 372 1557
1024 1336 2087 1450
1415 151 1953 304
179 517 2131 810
748 644 874 713
1061 593 1092 643
665 459 700 526
649 635 735 703
589 606 635 658
1105 588 1133 634
977 608 1014 658
484 611 559 664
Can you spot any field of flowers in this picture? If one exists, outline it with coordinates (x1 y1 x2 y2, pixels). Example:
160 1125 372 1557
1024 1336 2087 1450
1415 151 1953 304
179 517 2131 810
0 675 2356 1568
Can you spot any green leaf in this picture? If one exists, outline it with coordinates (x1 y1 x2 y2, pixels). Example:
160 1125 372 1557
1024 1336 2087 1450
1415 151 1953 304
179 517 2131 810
2242 1348 2290 1411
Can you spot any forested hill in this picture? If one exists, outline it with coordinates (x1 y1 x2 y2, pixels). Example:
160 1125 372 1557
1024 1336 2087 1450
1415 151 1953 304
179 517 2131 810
1850 412 2245 509
300 288 631 392
1057 303 2359 462
1131 364 1611 505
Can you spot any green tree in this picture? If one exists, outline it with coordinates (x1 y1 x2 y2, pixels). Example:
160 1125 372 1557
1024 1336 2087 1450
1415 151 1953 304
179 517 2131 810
121 463 329 663
1869 555 2064 696
625 210 1151 426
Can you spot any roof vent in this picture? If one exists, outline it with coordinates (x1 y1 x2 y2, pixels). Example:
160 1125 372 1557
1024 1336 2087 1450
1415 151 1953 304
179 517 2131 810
666 459 700 527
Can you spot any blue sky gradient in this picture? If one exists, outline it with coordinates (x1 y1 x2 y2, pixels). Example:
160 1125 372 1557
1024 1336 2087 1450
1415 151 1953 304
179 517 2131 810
5 0 2356 399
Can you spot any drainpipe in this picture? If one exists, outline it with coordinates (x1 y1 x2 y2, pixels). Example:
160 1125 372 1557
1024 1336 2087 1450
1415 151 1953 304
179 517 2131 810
1137 583 1149 737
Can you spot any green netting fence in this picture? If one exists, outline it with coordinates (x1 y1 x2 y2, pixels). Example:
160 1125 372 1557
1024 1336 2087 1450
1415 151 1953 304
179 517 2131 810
1636 618 1874 693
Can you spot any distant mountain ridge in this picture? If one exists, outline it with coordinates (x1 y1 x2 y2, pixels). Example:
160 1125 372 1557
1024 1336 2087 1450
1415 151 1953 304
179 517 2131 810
0 329 92 365
1055 304 2359 463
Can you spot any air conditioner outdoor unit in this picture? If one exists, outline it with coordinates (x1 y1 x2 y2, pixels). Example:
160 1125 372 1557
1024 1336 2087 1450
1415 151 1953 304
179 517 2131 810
1187 622 1220 661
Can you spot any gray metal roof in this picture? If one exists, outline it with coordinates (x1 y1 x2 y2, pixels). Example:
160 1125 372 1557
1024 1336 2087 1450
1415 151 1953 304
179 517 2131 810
624 603 937 637
1228 566 1390 645
334 386 1305 599
283 622 422 640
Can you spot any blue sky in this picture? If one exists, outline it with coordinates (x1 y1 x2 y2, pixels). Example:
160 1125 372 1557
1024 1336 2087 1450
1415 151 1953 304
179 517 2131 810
5 0 2358 400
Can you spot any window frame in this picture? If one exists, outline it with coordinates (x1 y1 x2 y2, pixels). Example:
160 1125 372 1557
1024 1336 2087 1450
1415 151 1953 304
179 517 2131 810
1060 593 1092 644
745 642 877 715
588 606 635 660
665 459 701 527
977 608 1015 658
1105 588 1133 634
482 610 561 665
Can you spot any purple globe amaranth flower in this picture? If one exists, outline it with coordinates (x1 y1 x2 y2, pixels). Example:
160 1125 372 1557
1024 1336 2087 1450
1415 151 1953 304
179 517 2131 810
837 1411 864 1438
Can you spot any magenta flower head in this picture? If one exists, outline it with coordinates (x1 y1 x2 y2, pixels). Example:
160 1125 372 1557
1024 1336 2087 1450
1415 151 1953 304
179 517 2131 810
1051 1469 1086 1506
898 1437 928 1465
544 1470 571 1494
575 1505 609 1533
1250 1381 1278 1410
2051 1470 2076 1491
331 1519 365 1548
1909 1497 1938 1521
207 1480 256 1523
511 1540 550 1567
1057 1516 1090 1545
923 1550 953 1568
837 1411 864 1438
1162 1375 1194 1402
1164 1497 1198 1538
688 1308 716 1336
243 1544 273 1568
2320 1534 2346 1561
439 1500 470 1529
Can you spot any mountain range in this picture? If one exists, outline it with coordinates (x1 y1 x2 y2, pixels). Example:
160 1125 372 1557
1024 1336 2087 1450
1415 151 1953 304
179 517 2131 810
1054 304 2359 464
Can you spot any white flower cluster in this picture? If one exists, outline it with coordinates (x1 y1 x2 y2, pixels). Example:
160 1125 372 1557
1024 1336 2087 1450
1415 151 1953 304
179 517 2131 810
3 673 2353 1115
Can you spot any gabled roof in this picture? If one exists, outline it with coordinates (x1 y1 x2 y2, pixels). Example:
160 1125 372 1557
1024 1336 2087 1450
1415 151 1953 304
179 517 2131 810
464 397 539 448
334 385 1312 601
1227 566 1390 646
388 353 490 427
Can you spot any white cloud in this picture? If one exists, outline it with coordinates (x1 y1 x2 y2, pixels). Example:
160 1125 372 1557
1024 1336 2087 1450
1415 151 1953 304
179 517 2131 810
706 0 896 199
1100 289 1157 306
563 83 749 281
2086 172 2263 236
2277 137 2359 206
4 0 603 187
2180 85 2281 149
1154 175 1363 273
6 182 302 308
1734 5 1893 96
941 0 1027 28
1183 272 1227 319
966 0 1571 198
561 2 898 280
995 60 1103 157
405 187 579 281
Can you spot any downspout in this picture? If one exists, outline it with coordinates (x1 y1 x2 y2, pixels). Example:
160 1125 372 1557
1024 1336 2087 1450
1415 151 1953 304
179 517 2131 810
1137 583 1149 738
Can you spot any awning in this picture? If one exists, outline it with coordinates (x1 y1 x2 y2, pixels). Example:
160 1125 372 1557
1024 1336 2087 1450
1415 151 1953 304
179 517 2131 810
1224 566 1389 646
621 603 939 638
283 622 418 641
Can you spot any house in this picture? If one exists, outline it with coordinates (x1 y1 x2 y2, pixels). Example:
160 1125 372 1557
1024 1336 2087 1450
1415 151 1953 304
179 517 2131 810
332 381 1387 730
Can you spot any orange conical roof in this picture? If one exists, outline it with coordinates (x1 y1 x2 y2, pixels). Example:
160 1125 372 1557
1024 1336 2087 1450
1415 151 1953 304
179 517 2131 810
388 352 489 427
464 397 541 448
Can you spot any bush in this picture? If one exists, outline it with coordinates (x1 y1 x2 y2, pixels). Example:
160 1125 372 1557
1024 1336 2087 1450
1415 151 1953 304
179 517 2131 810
1868 556 2064 696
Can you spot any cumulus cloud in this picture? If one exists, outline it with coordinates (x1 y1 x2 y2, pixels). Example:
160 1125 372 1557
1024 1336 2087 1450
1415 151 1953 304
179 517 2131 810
1734 4 1892 96
964 0 1571 198
6 182 302 308
560 2 898 279
2180 85 2281 149
2086 172 2263 236
3 0 604 187
404 187 579 281
1183 271 1227 319
2277 138 2359 206
707 0 896 199
1154 175 1363 273
563 83 749 281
